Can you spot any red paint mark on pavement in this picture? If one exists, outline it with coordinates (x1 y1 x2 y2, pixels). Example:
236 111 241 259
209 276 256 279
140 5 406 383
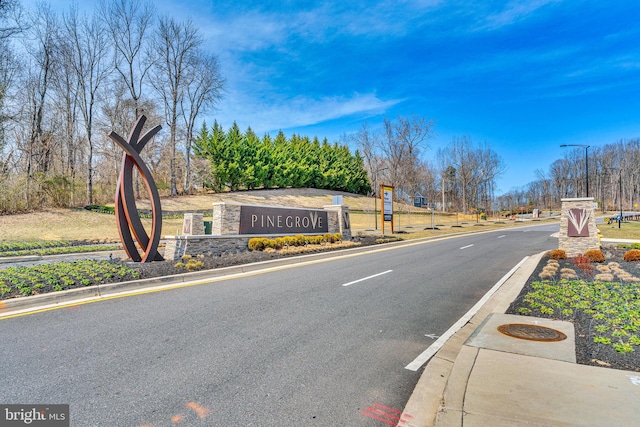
185 402 211 419
361 403 402 426
396 412 414 426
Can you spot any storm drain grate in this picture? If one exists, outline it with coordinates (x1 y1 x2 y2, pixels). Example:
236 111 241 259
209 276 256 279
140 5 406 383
497 323 567 342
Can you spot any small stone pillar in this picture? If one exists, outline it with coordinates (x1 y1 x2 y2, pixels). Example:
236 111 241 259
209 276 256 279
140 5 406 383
324 205 351 239
182 213 204 235
559 198 598 256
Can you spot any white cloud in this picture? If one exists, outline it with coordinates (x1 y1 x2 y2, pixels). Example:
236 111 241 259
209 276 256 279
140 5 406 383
476 0 561 31
212 92 402 134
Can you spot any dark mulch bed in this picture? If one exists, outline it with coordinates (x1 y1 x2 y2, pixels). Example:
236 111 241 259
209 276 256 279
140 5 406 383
0 236 381 300
507 246 640 372
132 235 380 280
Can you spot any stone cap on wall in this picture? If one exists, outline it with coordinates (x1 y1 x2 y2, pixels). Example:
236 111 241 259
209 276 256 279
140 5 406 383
164 232 331 240
560 197 595 202
213 201 328 212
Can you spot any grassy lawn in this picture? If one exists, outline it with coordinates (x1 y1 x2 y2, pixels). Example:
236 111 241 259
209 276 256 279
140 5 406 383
598 219 640 240
0 188 526 242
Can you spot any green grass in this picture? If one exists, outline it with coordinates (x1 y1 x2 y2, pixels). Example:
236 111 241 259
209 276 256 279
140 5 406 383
0 240 121 257
598 219 640 240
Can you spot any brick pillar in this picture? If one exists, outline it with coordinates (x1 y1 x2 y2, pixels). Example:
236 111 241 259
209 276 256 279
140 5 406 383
182 213 204 235
324 205 351 239
559 198 598 256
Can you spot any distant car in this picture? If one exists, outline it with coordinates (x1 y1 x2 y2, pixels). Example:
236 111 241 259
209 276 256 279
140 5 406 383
606 214 623 224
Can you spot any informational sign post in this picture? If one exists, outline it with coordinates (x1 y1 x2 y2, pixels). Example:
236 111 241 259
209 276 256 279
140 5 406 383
381 184 394 234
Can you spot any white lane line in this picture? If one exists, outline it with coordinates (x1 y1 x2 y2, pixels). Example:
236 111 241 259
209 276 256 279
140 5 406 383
405 256 529 371
497 235 506 239
342 270 393 287
460 244 474 250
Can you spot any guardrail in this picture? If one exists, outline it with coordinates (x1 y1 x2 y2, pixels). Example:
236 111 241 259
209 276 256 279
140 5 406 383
604 212 640 224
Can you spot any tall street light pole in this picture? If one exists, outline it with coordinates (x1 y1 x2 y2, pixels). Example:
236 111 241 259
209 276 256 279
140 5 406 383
560 144 590 197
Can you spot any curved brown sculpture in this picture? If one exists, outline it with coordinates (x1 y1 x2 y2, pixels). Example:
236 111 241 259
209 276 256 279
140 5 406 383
109 116 164 262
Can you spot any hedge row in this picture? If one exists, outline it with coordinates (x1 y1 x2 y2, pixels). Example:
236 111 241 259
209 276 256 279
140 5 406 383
248 233 342 251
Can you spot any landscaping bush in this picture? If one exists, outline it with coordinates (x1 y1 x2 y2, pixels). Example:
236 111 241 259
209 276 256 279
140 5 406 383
248 234 343 251
549 249 567 260
623 249 640 262
248 238 269 251
584 249 605 263
572 254 594 276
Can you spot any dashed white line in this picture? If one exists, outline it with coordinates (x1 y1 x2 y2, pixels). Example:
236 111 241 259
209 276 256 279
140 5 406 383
498 235 506 239
460 244 474 250
342 270 393 287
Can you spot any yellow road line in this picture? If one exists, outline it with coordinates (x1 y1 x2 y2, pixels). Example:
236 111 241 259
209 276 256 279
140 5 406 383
0 228 513 320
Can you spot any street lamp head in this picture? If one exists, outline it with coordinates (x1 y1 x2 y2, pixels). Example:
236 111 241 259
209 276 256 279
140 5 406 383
560 144 590 149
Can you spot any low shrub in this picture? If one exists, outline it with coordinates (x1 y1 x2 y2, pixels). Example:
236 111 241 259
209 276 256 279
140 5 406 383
549 249 567 260
247 233 343 251
623 249 640 262
572 254 594 274
248 238 269 251
584 249 605 263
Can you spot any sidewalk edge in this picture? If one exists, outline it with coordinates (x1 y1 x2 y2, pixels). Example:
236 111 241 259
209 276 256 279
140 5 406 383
399 251 545 427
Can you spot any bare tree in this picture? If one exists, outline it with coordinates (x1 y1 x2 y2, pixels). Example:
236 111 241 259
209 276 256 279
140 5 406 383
101 0 155 118
349 122 383 193
151 16 203 196
379 115 434 199
49 32 81 206
19 3 59 208
63 4 112 204
180 52 224 193
438 136 505 213
0 0 22 41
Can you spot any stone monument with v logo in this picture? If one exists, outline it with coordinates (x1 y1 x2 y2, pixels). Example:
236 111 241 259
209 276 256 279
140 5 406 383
559 197 598 256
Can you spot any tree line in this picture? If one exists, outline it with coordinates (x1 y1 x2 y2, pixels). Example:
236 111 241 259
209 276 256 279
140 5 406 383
0 0 520 217
193 122 371 195
497 139 640 215
0 0 223 213
349 116 506 214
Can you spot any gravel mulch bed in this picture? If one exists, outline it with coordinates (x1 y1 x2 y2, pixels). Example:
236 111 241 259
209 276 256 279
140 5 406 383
507 245 640 372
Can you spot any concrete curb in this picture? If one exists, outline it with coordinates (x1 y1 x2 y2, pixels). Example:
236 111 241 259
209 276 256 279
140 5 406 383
0 228 532 317
0 250 126 265
399 251 545 427
0 236 473 317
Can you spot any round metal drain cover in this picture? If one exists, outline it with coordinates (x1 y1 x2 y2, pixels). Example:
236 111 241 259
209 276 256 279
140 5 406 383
497 323 567 342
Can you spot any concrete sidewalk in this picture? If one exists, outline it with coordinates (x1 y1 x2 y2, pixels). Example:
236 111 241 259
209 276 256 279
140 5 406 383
400 251 640 426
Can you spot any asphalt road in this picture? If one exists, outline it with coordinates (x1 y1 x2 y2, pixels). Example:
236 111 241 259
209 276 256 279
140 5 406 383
0 223 558 426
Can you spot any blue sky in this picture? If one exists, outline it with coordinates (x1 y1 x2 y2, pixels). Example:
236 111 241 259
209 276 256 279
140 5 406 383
30 0 640 194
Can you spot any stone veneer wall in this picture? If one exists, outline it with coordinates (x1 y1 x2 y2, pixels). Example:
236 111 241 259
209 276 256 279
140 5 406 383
324 205 351 240
212 203 241 235
182 213 204 235
164 236 251 261
164 203 351 261
559 197 599 257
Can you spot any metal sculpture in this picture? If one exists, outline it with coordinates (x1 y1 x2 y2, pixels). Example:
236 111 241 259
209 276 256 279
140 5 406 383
109 116 164 262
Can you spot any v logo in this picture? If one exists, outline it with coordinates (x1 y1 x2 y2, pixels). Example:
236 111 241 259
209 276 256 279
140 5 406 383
567 208 590 237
